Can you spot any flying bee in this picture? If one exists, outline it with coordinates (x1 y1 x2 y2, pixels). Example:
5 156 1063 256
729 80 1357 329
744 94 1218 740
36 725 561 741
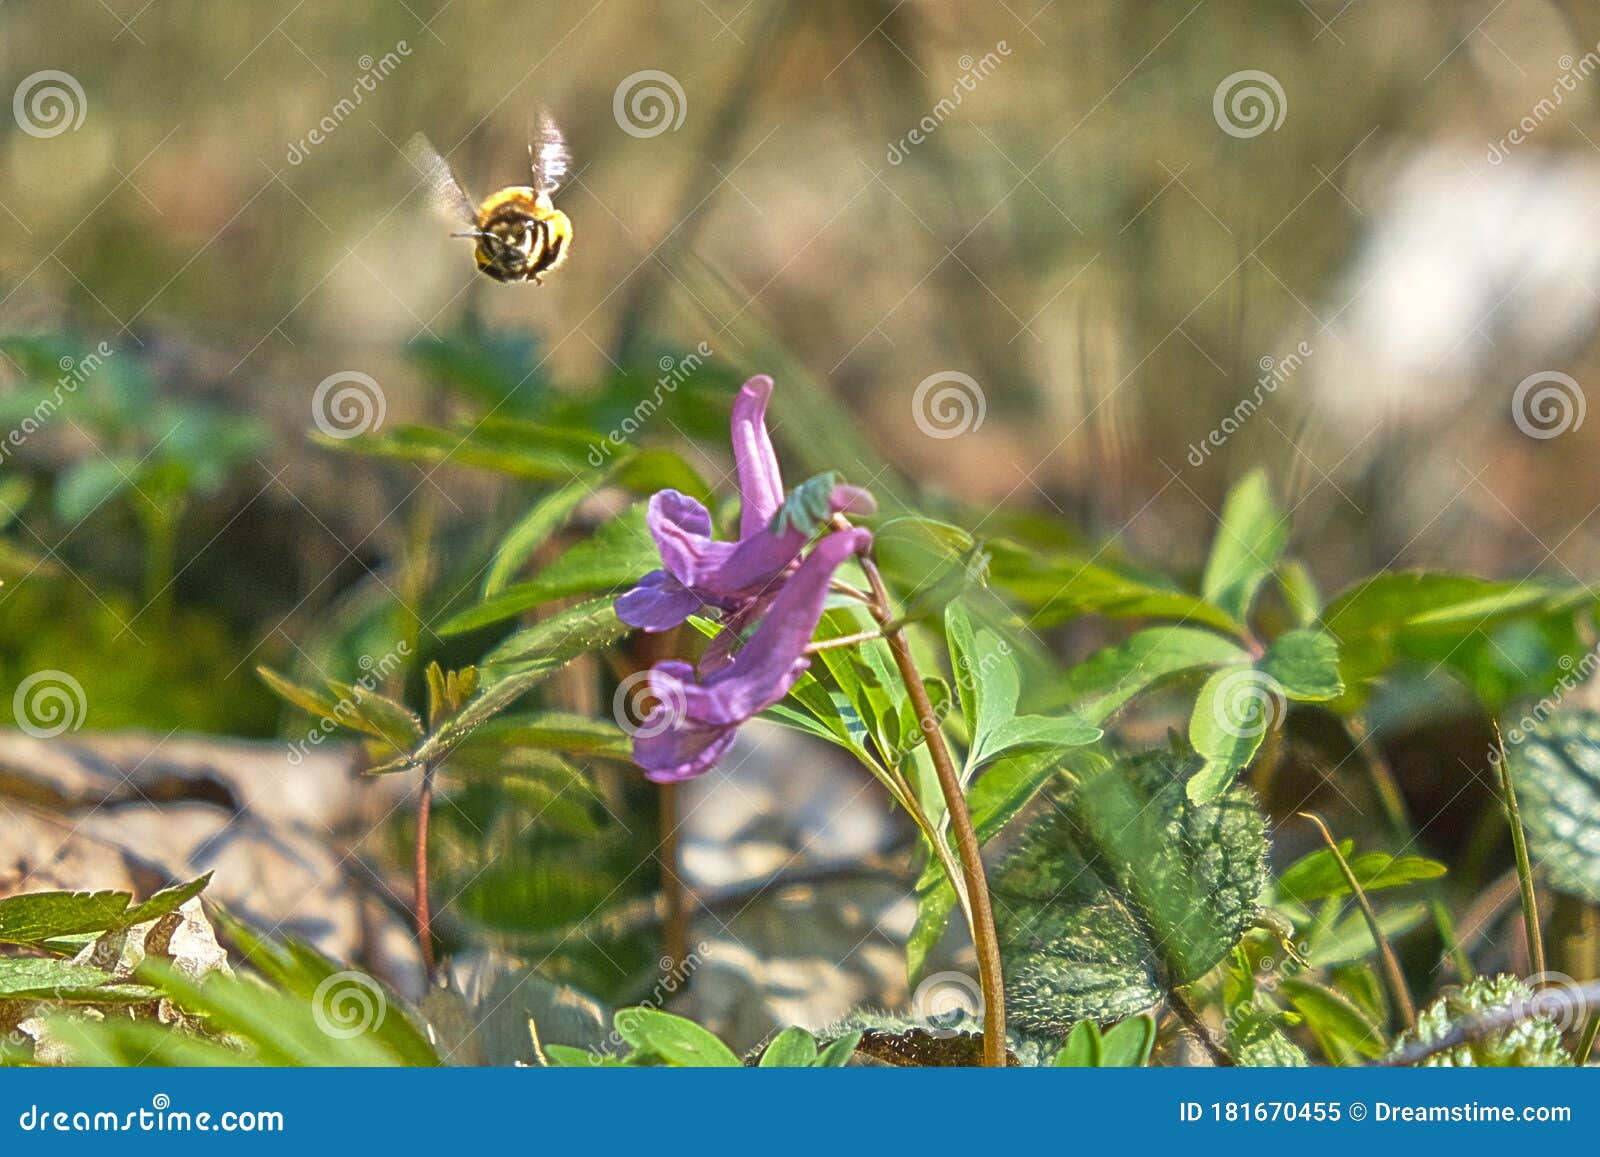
405 114 573 284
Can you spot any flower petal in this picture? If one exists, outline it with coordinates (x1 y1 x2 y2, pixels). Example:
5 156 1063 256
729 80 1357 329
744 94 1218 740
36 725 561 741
616 570 702 631
731 375 785 539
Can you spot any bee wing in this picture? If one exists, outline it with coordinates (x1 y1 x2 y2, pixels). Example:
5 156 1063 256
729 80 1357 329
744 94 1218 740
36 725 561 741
404 132 478 226
529 112 570 197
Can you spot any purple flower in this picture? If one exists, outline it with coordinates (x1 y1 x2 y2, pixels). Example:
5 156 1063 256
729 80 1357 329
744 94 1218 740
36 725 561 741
616 375 873 633
633 528 872 783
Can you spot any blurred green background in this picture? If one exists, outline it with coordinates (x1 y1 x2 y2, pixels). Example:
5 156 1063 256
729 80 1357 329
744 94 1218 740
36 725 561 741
5 0 1600 736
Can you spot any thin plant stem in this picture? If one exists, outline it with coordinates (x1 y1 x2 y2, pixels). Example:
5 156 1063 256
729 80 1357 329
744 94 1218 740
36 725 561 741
414 762 437 983
854 542 1007 1067
658 782 689 977
1493 722 1546 979
1300 811 1416 1029
1577 1011 1600 1065
1168 986 1235 1066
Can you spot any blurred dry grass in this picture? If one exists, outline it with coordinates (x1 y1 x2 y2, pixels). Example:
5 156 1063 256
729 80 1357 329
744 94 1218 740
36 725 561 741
5 0 1600 606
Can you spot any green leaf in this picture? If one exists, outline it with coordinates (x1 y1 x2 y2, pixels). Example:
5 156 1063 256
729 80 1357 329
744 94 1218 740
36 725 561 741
1229 1008 1309 1066
482 478 596 597
993 749 1268 1033
1053 626 1250 723
759 1026 820 1067
1202 471 1287 623
945 602 1098 770
54 456 137 522
1279 977 1385 1061
1098 1014 1157 1066
812 1031 862 1067
768 471 844 537
988 542 1245 635
613 1009 740 1067
0 957 115 998
0 890 130 945
1052 1021 1102 1066
319 420 598 482
321 680 425 750
377 600 629 774
256 666 344 721
440 505 655 635
1187 665 1278 802
121 873 212 926
1277 842 1446 904
1507 709 1600 903
1260 628 1343 701
1276 560 1322 627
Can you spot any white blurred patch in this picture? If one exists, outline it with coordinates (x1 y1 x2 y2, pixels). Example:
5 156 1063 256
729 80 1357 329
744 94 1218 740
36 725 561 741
1317 148 1600 429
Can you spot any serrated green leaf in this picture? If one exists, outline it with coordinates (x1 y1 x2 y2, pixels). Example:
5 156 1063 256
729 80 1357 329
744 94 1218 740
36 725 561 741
0 890 130 945
993 750 1268 1033
1507 710 1600 902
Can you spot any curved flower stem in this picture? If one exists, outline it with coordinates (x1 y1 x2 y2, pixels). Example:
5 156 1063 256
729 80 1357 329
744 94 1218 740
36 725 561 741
854 543 1008 1067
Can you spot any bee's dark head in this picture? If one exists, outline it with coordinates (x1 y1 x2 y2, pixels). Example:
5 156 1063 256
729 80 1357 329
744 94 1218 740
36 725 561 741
473 212 541 282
